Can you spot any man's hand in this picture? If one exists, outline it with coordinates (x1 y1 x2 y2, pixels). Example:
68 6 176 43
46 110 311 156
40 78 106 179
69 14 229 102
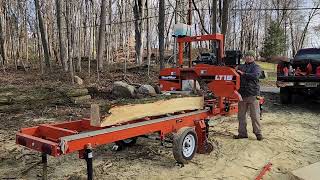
237 70 245 75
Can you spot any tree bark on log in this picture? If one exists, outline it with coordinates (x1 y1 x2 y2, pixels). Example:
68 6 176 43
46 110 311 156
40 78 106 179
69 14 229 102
90 96 204 127
65 88 89 97
70 95 91 104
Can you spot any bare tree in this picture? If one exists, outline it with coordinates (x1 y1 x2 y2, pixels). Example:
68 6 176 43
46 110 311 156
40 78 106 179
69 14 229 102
1 0 320 81
34 0 50 68
97 0 107 71
192 0 209 34
221 0 230 39
146 0 151 76
0 14 6 65
65 0 74 84
158 0 165 69
55 0 67 71
298 1 320 49
133 0 145 65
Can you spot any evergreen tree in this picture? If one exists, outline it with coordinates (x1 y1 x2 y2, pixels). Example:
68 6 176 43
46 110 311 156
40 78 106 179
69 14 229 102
261 21 286 57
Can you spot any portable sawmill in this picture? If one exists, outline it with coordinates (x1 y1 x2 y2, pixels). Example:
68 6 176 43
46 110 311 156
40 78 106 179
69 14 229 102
16 33 256 180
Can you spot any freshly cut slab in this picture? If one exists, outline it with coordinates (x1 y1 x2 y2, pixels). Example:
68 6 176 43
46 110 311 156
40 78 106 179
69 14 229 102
90 96 204 127
292 162 320 180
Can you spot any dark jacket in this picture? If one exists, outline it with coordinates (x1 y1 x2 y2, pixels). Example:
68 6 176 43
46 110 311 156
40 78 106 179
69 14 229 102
238 62 261 98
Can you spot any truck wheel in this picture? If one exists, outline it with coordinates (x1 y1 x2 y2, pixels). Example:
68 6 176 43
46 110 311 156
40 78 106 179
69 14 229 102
173 127 198 164
280 87 291 104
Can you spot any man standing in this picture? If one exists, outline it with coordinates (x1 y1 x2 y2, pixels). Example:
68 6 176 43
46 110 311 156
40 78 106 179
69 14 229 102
234 50 263 141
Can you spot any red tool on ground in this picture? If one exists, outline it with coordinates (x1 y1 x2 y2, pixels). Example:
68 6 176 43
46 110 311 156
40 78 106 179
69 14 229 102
255 162 273 180
15 34 259 179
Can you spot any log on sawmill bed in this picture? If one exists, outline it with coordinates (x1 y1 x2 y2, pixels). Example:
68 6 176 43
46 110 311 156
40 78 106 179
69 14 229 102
90 95 204 127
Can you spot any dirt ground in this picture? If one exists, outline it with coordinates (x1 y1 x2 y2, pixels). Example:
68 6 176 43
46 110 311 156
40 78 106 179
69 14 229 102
0 64 319 180
1 91 320 180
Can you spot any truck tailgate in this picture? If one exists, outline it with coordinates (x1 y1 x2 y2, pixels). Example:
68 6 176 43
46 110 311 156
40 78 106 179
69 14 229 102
277 76 320 82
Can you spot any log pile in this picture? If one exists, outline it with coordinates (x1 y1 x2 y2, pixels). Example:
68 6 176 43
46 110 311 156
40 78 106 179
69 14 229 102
0 86 92 113
65 88 91 104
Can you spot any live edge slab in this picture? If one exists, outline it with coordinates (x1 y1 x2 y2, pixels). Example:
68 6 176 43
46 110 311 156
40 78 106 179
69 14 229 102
90 96 204 127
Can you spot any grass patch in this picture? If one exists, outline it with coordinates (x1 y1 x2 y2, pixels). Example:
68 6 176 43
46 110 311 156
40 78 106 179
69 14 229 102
255 61 277 87
256 61 277 72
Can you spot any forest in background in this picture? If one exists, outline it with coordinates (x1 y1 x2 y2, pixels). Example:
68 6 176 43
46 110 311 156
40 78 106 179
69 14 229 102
0 0 320 84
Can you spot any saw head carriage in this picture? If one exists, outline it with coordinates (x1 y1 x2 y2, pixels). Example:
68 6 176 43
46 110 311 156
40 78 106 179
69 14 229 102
159 34 242 108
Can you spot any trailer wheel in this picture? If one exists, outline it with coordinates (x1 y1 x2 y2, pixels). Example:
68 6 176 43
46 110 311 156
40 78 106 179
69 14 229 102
280 87 291 104
114 137 137 151
173 127 198 164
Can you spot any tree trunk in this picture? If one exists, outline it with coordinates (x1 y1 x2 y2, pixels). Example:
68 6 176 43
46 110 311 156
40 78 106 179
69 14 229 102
55 0 67 71
158 0 165 69
35 9 43 74
289 18 296 57
133 0 145 65
24 4 29 69
0 15 6 65
221 0 230 40
256 1 262 57
124 0 129 74
65 1 74 84
107 0 112 65
298 3 319 49
97 0 107 71
146 0 151 76
34 0 50 68
77 10 82 72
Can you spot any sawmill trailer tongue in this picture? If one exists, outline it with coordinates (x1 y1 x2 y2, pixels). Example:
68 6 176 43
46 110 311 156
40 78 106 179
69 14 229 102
16 34 243 179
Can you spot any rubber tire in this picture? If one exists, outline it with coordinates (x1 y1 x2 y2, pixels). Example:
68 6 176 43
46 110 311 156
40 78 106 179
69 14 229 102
173 127 198 164
280 87 291 104
115 137 137 150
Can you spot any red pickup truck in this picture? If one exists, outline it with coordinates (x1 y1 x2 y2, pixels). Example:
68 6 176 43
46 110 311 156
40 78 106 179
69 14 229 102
276 48 320 104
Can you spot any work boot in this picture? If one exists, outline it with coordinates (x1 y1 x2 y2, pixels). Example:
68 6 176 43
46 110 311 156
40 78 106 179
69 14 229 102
233 134 248 139
256 134 263 141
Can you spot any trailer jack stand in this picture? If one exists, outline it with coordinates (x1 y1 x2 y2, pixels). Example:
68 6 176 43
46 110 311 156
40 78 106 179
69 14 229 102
41 153 47 180
84 147 93 180
195 120 214 154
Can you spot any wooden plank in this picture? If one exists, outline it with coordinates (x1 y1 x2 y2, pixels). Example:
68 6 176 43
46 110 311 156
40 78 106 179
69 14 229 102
90 104 101 127
292 162 320 180
90 96 204 127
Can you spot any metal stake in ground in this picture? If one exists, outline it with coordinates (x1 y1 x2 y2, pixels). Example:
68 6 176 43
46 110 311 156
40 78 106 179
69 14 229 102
85 145 93 180
41 153 47 180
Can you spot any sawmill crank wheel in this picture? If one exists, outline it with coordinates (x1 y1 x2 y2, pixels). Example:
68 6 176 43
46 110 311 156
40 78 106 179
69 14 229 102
173 127 198 164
